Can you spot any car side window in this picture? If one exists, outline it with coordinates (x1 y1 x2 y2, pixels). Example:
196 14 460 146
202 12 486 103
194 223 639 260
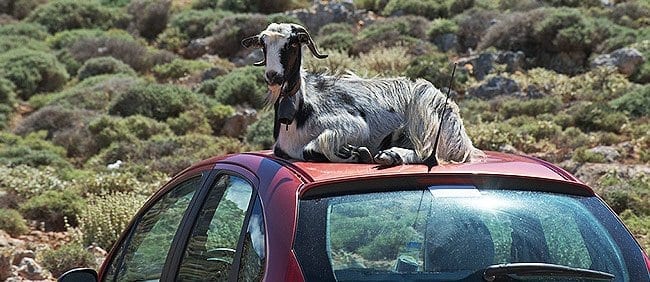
105 176 201 281
177 174 254 281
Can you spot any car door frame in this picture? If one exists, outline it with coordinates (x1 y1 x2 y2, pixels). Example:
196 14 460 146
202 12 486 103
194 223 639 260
160 163 261 282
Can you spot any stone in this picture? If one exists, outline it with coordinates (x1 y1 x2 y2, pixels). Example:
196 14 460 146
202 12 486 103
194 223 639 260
11 250 35 266
496 51 526 73
220 108 258 138
587 146 621 163
16 257 47 280
591 47 645 76
574 163 650 187
467 76 521 99
0 252 11 281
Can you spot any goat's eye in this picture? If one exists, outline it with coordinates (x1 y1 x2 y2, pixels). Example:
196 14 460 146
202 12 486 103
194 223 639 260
291 42 300 48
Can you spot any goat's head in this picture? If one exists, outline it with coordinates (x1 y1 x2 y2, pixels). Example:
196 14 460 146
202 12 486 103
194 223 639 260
242 23 327 93
242 23 327 126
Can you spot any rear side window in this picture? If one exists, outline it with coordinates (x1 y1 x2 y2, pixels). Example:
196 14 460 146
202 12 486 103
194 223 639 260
295 186 647 281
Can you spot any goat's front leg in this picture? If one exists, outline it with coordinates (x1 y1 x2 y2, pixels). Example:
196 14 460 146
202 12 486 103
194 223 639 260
375 147 421 166
302 129 370 163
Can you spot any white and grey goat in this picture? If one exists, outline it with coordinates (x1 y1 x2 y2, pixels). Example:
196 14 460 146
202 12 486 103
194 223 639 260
242 23 483 167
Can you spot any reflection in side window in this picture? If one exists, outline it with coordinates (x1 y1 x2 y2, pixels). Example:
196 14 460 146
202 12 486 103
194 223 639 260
238 198 266 281
178 174 253 281
106 176 200 282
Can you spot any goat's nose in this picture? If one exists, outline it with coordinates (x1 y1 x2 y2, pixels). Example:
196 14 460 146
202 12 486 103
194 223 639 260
265 71 283 85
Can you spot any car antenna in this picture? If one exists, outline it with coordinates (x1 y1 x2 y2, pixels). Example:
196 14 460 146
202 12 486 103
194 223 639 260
424 62 457 172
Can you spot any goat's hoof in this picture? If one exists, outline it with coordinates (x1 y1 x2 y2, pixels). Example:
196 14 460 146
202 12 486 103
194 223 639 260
336 145 373 163
374 150 403 166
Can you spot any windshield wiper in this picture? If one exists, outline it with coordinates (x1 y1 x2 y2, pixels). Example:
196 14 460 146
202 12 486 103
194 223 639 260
483 263 614 281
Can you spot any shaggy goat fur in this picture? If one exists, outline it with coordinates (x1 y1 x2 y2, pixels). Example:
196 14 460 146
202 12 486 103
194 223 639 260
242 23 483 166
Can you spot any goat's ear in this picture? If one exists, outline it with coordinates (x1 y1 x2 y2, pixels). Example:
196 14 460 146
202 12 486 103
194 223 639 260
242 35 262 49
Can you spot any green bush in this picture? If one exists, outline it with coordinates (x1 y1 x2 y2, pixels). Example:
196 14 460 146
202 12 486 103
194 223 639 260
77 56 136 81
0 49 69 99
69 35 154 72
573 102 628 133
609 1 650 29
167 110 212 135
0 165 68 205
31 74 141 111
621 210 650 253
40 242 98 278
499 96 562 119
78 192 148 250
0 208 29 237
208 13 270 58
351 16 430 55
0 22 48 40
108 83 201 121
127 0 171 41
0 78 16 130
540 0 601 7
427 18 459 41
455 8 498 52
212 66 267 108
0 131 72 169
0 0 46 19
19 189 85 231
191 0 293 13
0 35 50 53
73 169 166 196
152 58 212 81
405 52 469 91
245 109 274 149
206 103 236 134
572 146 606 163
88 115 173 149
610 85 649 118
317 23 356 52
383 0 448 18
46 29 106 50
13 106 99 160
357 46 413 77
26 0 122 33
88 134 248 175
167 9 233 40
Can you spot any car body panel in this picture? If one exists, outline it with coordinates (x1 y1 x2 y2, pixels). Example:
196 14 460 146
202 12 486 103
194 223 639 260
94 150 646 282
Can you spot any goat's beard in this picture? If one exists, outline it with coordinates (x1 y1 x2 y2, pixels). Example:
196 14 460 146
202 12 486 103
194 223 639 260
264 84 282 109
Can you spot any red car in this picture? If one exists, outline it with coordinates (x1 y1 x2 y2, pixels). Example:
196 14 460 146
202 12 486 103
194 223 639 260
60 151 649 281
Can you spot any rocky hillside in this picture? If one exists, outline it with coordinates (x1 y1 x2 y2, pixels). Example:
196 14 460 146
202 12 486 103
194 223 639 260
0 0 648 279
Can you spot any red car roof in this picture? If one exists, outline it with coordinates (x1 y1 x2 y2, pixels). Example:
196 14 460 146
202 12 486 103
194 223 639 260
192 150 586 189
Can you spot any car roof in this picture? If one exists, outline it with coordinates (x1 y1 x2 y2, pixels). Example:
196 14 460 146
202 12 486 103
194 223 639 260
188 150 589 192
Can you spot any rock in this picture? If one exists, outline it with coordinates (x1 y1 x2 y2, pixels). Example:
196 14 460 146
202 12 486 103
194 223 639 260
0 252 11 281
587 146 621 163
496 51 526 73
11 250 35 266
16 257 47 280
183 36 213 59
467 76 521 99
574 163 650 187
591 47 645 76
220 108 258 138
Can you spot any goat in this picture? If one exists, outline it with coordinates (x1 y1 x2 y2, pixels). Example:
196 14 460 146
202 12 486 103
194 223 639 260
242 23 483 167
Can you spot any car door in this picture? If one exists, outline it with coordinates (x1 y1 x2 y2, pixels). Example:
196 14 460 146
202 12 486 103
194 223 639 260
169 165 265 281
101 172 208 281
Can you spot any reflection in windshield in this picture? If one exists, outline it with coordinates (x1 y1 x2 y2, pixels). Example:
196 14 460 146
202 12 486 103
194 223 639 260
322 189 628 281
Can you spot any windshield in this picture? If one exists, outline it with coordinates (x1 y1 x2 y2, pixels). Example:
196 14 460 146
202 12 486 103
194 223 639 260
294 181 647 282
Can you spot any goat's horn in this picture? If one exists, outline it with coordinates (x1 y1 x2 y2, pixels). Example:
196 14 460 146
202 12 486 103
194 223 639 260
294 26 328 59
253 59 266 66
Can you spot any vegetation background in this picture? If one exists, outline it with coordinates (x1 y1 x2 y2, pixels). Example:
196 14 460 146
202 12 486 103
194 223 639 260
0 0 648 279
